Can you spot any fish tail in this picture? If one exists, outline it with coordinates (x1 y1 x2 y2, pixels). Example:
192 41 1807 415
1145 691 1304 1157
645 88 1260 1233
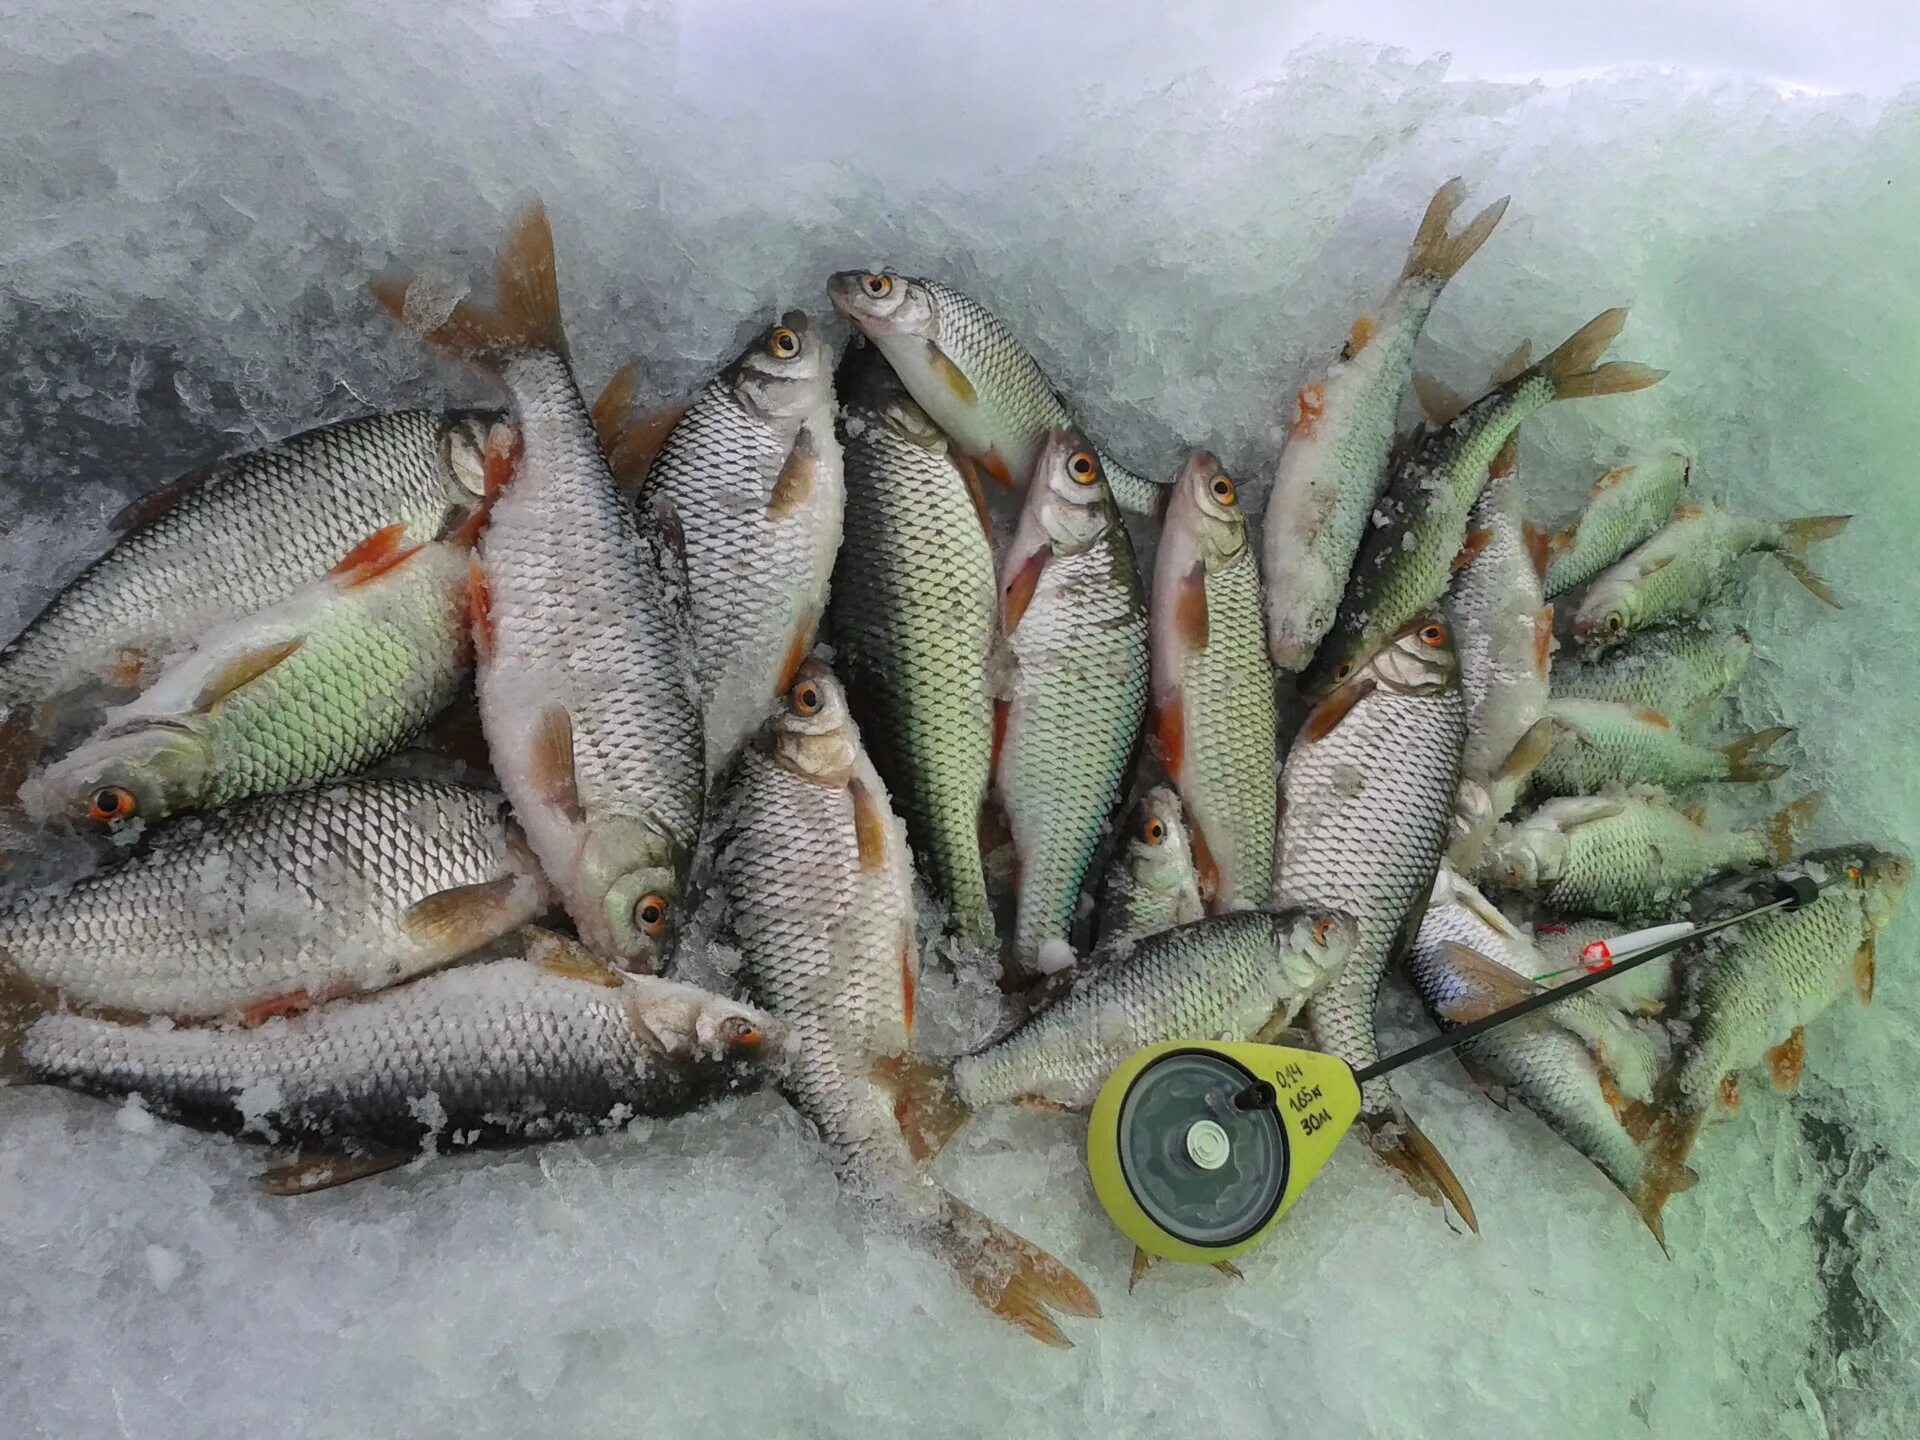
876 1054 972 1163
1631 1085 1709 1242
1767 791 1822 863
1364 1108 1479 1233
928 1193 1101 1348
1774 515 1851 608
372 202 569 370
1722 725 1792 783
1538 308 1666 400
1403 178 1510 283
590 362 685 498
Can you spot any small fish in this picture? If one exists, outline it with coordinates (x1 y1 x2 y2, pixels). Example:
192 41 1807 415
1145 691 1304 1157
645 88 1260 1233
1534 698 1790 795
1571 503 1849 650
1094 787 1204 945
639 311 845 777
0 410 498 764
826 269 1166 516
1550 627 1753 719
1484 788 1817 919
1272 613 1473 1226
1634 847 1911 1235
995 430 1149 978
1408 868 1665 1239
830 345 997 942
375 204 705 974
4 930 781 1191
1310 310 1663 690
0 778 545 1021
1264 178 1508 671
1543 446 1692 599
1443 447 1554 873
22 527 475 830
714 662 1099 1347
1148 452 1277 909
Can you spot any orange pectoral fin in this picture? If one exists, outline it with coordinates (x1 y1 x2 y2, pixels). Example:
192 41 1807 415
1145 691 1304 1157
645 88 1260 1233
776 612 818 694
1001 548 1048 634
327 525 427 587
1174 563 1209 650
1289 382 1327 439
1767 1028 1806 1092
1853 939 1876 1005
976 448 1015 488
1188 818 1221 909
1451 528 1494 575
849 777 891 874
1523 523 1551 580
990 697 1011 782
468 556 495 666
1533 606 1554 675
1301 676 1376 742
955 455 995 540
1151 695 1186 779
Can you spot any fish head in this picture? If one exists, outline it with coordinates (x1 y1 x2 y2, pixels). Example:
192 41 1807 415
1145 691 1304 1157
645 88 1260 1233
440 410 505 498
620 975 788 1085
769 660 860 785
577 821 687 974
727 310 834 424
827 269 936 340
1484 819 1562 891
1124 786 1194 892
1815 846 1914 934
1370 614 1460 695
1027 427 1117 553
20 723 213 832
1289 908 1360 977
1570 577 1638 649
1168 449 1248 567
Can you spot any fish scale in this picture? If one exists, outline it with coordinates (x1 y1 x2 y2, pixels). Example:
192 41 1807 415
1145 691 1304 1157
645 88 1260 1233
1550 629 1752 716
0 410 492 719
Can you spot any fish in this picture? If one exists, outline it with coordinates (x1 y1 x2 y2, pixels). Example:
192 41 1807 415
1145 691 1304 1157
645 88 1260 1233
1533 698 1790 795
1094 786 1204 945
0 410 500 768
1309 310 1663 691
1263 178 1508 672
638 311 845 778
374 204 705 974
1483 788 1818 919
3 929 781 1192
713 660 1099 1347
1633 847 1912 1235
829 344 997 942
0 778 546 1022
1542 446 1692 599
1570 503 1849 651
825 268 1167 516
1407 869 1667 1240
994 429 1150 978
1550 626 1753 719
1443 445 1554 872
1271 612 1473 1225
21 526 477 830
1148 451 1277 909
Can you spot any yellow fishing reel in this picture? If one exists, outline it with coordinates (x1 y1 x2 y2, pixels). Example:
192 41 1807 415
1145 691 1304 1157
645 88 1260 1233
1086 1041 1361 1264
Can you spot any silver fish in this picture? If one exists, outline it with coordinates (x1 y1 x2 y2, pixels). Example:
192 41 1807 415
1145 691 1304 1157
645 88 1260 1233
1534 698 1789 795
0 778 544 1021
1542 446 1692 599
1550 627 1753 719
375 204 704 973
1094 786 1204 945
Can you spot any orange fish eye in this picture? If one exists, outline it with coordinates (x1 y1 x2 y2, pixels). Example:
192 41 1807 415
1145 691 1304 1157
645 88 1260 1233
88 786 137 824
789 680 823 716
1210 475 1236 505
1311 916 1333 945
1847 864 1864 883
634 893 669 935
767 326 801 360
1067 450 1099 484
720 1015 764 1048
1419 623 1448 648
1143 818 1166 844
862 273 893 299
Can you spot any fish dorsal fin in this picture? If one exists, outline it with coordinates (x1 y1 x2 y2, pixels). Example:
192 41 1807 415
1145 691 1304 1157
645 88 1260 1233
1493 340 1534 386
191 637 305 712
1433 941 1541 1023
109 458 225 535
327 525 427 587
769 426 820 519
529 704 584 822
924 340 978 406
1411 372 1465 426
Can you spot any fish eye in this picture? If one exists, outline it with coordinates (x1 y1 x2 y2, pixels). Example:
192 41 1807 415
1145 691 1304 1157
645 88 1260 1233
88 786 137 824
1332 661 1354 682
789 680 823 716
768 326 801 360
861 273 893 299
1311 917 1334 945
1606 613 1625 633
633 893 669 935
720 1015 764 1048
1847 864 1864 883
1067 450 1099 484
1210 475 1236 505
1143 818 1166 844
1419 622 1448 648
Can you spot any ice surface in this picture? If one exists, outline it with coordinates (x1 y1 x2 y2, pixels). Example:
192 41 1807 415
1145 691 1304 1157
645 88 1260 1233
4 4 1920 1438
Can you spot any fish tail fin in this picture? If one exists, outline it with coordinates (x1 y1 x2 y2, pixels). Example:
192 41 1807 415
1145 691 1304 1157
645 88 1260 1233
1538 308 1666 400
1631 1086 1709 1241
1404 178 1510 283
876 1054 972 1163
590 363 686 499
1774 515 1851 608
372 202 569 370
1722 725 1792 783
929 1193 1101 1348
1767 791 1822 863
1365 1109 1479 1234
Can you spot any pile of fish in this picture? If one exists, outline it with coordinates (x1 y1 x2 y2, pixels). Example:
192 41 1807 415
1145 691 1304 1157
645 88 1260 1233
0 182 1906 1349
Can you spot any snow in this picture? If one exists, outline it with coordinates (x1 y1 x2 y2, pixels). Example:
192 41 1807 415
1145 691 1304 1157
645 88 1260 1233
4 4 1920 1439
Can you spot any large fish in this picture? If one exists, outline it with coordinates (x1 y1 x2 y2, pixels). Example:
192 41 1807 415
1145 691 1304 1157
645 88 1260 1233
374 205 704 974
1484 788 1816 919
826 269 1167 516
713 661 1099 1347
1309 311 1663 691
1534 698 1789 795
1149 452 1276 909
830 345 997 942
22 525 476 830
1570 503 1848 651
0 410 498 762
0 778 545 1021
1271 613 1473 1225
1094 786 1204 946
1542 447 1691 599
638 311 844 777
995 430 1149 978
3 930 781 1193
1263 178 1508 671
1634 848 1911 1234
1406 868 1666 1242
1550 627 1753 719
